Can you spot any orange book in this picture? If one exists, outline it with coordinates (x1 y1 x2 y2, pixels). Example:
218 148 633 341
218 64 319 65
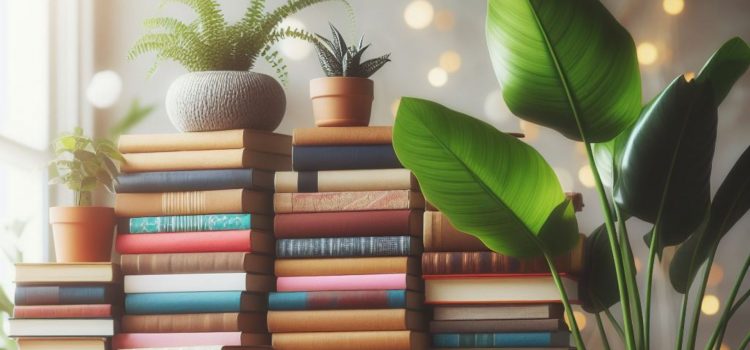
268 309 424 332
118 129 291 155
272 331 428 350
14 304 116 319
121 149 291 173
292 126 392 145
121 312 267 333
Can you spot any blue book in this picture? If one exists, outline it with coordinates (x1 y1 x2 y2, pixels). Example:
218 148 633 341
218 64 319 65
268 290 415 310
276 236 416 258
15 285 118 305
292 145 402 171
432 332 570 348
125 291 265 314
115 169 274 193
123 213 272 234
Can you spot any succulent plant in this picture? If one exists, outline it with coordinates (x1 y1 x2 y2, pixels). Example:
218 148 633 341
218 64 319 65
315 23 391 78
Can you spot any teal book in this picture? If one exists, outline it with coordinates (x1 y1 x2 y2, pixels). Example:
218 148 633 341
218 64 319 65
432 332 570 348
125 213 270 234
125 291 265 314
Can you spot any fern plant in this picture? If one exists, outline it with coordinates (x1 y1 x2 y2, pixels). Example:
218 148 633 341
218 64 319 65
129 0 353 83
315 23 391 78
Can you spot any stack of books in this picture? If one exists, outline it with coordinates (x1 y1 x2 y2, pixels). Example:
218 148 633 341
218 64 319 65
110 129 291 349
268 126 428 350
9 263 120 350
423 194 585 350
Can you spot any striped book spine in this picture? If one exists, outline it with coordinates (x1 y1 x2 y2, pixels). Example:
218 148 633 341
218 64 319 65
432 332 570 347
276 236 414 258
128 214 252 233
268 290 407 310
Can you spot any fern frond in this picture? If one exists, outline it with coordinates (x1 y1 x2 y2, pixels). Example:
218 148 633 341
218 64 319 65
258 0 352 46
262 49 288 84
241 0 266 31
161 0 227 66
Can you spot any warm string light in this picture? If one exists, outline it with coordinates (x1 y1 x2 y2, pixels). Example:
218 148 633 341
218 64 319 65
434 10 455 31
427 67 448 87
637 42 659 65
404 0 434 29
439 51 461 73
663 0 685 15
701 295 720 315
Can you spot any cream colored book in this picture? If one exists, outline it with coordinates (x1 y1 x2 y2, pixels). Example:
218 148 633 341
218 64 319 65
124 273 274 293
121 149 291 173
9 319 115 336
118 129 291 155
16 337 108 350
424 275 578 304
14 263 120 284
115 189 272 217
274 169 418 193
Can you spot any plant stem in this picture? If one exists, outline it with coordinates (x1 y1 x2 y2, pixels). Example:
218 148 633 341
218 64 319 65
713 289 750 350
604 306 626 343
706 252 750 349
584 142 637 350
541 247 586 350
616 204 645 349
644 222 660 349
596 313 612 350
676 292 689 350
686 245 717 350
739 329 750 350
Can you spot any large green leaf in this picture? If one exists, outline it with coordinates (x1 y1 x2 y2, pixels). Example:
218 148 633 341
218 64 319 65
615 76 716 253
580 224 619 312
670 145 750 293
485 0 641 142
694 37 750 105
393 97 579 257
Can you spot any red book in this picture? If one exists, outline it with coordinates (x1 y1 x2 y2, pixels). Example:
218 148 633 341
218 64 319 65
13 304 115 319
116 231 273 254
274 210 423 238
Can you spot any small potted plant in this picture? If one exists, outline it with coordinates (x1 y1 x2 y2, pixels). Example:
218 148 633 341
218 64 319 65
311 23 391 126
48 128 122 262
129 0 352 132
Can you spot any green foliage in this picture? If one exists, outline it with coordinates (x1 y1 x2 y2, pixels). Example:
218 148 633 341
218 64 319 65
129 0 353 83
108 99 156 139
580 224 619 313
314 23 390 78
49 128 124 206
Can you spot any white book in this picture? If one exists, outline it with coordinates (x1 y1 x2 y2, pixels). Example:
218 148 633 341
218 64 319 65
424 275 578 304
124 272 274 293
9 319 114 336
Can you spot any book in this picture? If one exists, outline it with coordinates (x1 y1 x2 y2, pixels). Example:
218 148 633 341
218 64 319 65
268 290 423 311
432 332 570 348
118 347 272 350
116 231 274 255
122 312 267 333
14 285 118 305
113 333 271 348
121 149 291 172
424 275 578 304
273 210 422 238
275 256 419 276
126 291 265 315
124 273 274 293
292 126 392 145
426 191 584 212
292 145 402 171
8 318 115 336
432 304 564 321
423 211 489 252
125 213 271 234
13 304 115 319
118 129 292 155
15 337 108 350
121 252 273 275
277 273 423 292
429 318 567 333
267 309 424 332
274 169 417 193
274 190 424 213
276 236 420 258
14 263 120 284
115 189 272 217
272 331 427 350
116 169 274 193
432 348 573 350
421 237 585 275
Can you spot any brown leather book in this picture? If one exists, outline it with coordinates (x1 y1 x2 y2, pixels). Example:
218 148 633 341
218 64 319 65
423 211 488 252
121 149 291 173
121 312 267 333
272 331 428 350
268 309 424 333
13 304 117 319
429 318 567 333
274 210 423 238
274 190 425 214
121 252 273 275
432 304 564 321
275 257 420 277
292 126 392 145
115 189 272 217
274 169 418 193
15 263 121 284
118 129 292 155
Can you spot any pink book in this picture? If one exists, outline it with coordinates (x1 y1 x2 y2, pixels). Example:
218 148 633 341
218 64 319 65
113 332 270 348
276 273 423 292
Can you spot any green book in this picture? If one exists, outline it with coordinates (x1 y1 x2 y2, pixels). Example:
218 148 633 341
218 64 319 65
126 214 270 233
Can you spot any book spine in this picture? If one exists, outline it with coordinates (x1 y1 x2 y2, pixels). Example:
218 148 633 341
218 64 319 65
276 274 408 292
121 313 265 333
116 189 271 217
13 304 113 318
431 332 562 347
273 210 420 238
121 252 269 275
116 231 255 254
268 290 407 310
124 273 273 293
267 309 416 332
14 286 112 305
271 331 421 350
116 169 267 193
292 126 392 145
125 292 245 315
275 257 415 276
276 236 414 258
421 252 573 275
128 214 252 234
274 190 422 213
113 332 267 348
429 319 566 333
423 211 489 252
292 145 402 171
274 169 414 193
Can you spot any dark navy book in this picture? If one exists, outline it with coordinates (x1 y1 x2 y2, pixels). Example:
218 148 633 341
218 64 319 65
115 169 274 193
292 145 402 171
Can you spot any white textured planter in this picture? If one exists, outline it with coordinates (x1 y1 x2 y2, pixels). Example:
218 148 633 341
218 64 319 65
165 71 286 132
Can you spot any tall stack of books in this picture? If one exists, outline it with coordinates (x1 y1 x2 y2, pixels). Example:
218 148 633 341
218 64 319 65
423 194 585 350
268 126 428 350
110 129 291 349
9 263 120 350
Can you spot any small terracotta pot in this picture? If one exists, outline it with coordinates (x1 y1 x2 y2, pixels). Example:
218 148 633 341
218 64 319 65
49 207 115 263
310 77 374 127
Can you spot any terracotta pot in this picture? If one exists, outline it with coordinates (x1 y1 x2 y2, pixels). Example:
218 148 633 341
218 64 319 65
49 207 115 263
310 77 374 127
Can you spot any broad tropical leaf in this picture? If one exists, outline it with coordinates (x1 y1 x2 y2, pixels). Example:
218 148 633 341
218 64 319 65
580 224 619 312
695 37 750 105
393 98 579 257
485 0 641 142
670 145 750 293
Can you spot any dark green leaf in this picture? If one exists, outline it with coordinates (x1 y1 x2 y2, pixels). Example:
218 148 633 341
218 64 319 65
328 22 347 60
393 97 579 257
357 54 390 78
315 41 342 76
695 37 750 106
580 224 620 312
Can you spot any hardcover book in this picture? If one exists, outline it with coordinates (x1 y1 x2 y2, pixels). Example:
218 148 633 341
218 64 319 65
424 275 578 304
274 169 417 193
273 210 422 238
113 333 271 348
267 309 424 332
122 312 267 333
8 319 115 336
432 332 570 348
124 273 274 293
292 126 392 145
14 263 120 284
268 290 423 311
432 304 564 321
271 331 427 350
15 285 118 305
116 231 274 255
121 252 273 275
115 189 272 217
118 347 272 350
276 273 423 292
13 304 116 319
126 291 265 315
274 190 424 214
15 337 108 350
429 318 567 333
125 213 271 234
116 169 274 193
274 256 419 276
276 236 420 258
118 129 292 155
292 145 402 171
121 149 291 173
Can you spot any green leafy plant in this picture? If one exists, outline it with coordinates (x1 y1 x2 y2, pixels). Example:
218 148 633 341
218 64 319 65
314 23 391 78
393 0 750 349
49 128 124 206
129 0 353 82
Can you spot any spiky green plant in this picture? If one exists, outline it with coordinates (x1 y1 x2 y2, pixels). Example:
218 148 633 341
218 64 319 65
315 23 391 78
129 0 353 83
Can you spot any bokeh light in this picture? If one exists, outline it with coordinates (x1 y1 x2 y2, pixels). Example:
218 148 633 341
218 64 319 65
519 120 539 141
637 42 659 65
564 310 588 331
439 51 462 73
428 67 448 87
86 70 122 109
707 264 725 287
701 295 720 316
434 10 455 31
404 1 434 29
279 18 312 60
720 343 731 350
578 165 596 188
684 71 696 81
663 0 685 15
